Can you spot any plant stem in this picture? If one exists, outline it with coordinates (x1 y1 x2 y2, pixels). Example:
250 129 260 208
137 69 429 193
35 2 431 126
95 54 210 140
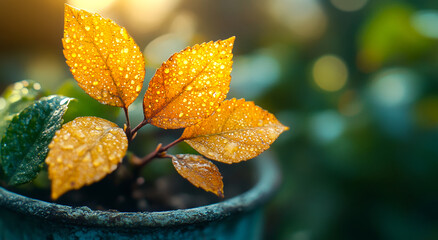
123 107 132 141
131 119 149 137
132 138 184 167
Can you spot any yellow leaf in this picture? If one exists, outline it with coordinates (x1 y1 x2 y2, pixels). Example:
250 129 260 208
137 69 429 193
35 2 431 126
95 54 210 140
45 117 128 200
172 154 224 197
181 98 289 163
63 4 145 108
143 37 235 129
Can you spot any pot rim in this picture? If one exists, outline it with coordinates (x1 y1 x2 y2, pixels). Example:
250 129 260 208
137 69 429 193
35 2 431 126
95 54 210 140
0 153 281 228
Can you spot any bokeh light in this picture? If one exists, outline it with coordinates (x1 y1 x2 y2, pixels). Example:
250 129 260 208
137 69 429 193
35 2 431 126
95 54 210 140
312 55 348 92
369 68 420 107
122 0 181 34
230 49 281 99
268 0 327 41
310 110 346 143
143 34 190 68
67 0 117 12
330 0 368 12
411 10 438 39
143 11 196 68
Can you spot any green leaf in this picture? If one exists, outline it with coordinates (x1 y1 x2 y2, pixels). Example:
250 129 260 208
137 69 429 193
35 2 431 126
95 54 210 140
0 80 43 138
57 80 120 123
1 95 72 185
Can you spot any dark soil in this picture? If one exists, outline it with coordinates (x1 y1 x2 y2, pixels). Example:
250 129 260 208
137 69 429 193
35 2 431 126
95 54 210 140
3 159 255 212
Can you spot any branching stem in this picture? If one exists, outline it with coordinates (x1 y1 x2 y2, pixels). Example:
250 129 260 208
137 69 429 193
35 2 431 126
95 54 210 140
131 138 184 167
131 119 149 136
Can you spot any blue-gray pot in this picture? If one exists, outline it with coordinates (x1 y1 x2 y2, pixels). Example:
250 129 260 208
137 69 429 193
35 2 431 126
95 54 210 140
0 155 280 240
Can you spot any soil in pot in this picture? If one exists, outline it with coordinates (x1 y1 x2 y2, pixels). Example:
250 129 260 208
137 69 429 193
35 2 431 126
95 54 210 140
2 159 254 212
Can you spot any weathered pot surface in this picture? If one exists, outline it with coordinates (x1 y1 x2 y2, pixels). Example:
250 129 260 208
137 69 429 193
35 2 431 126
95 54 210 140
0 154 280 240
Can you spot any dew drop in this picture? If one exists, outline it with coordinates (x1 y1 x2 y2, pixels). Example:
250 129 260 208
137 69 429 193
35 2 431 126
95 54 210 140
85 26 90 31
61 145 74 150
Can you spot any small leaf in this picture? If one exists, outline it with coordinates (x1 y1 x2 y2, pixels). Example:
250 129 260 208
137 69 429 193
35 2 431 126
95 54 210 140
63 4 145 108
172 154 224 197
0 80 43 138
45 117 128 200
181 98 289 163
1 96 72 185
143 37 235 129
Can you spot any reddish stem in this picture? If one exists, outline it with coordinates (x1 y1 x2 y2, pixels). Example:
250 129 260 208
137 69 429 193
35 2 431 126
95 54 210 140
131 119 149 137
123 107 132 141
132 138 184 167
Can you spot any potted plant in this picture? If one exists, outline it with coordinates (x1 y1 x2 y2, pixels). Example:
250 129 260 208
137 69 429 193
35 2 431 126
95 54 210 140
0 4 288 239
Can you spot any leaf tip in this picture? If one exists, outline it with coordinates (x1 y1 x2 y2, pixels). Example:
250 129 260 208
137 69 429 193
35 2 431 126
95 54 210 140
225 36 236 44
51 191 61 201
217 189 225 198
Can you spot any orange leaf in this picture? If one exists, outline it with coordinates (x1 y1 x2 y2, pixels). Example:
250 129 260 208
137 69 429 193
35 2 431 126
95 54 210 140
181 98 289 163
143 37 235 129
172 154 224 197
63 4 145 108
45 117 128 200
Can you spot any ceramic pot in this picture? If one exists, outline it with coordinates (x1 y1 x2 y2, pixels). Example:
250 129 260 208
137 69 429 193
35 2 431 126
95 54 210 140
0 155 280 240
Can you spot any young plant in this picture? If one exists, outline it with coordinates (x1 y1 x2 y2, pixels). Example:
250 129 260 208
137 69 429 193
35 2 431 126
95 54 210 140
0 4 288 201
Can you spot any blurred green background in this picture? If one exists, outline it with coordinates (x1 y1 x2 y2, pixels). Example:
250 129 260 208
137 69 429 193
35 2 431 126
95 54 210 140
1 0 438 239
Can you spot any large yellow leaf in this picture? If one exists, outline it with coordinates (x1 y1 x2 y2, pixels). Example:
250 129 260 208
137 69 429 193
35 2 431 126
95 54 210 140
181 98 289 163
143 37 235 129
45 117 128 200
172 154 224 197
63 4 145 108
